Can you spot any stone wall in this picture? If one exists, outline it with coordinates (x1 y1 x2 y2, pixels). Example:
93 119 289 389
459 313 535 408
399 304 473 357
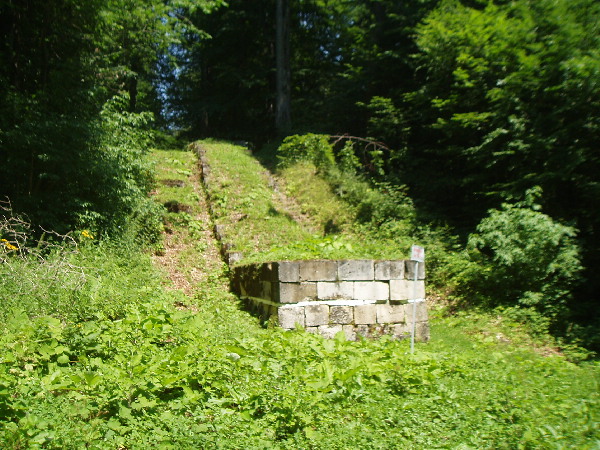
232 259 429 341
192 143 429 342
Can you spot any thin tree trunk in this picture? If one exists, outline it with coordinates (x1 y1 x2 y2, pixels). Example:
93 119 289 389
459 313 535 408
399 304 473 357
275 0 291 134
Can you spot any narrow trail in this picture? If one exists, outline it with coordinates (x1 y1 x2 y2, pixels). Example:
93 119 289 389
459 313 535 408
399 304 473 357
150 149 225 299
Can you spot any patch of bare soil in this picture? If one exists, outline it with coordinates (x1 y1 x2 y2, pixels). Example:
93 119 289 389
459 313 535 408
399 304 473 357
151 164 224 299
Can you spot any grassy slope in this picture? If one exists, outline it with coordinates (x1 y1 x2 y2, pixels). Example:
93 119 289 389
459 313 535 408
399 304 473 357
0 143 597 448
199 140 412 263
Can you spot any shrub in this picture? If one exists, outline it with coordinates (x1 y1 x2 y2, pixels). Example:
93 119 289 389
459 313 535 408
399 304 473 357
465 198 582 325
276 133 335 171
123 198 165 249
336 140 361 174
326 168 415 227
0 200 165 323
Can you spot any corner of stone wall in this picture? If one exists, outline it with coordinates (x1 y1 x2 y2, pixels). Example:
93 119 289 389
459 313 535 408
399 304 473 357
233 259 429 342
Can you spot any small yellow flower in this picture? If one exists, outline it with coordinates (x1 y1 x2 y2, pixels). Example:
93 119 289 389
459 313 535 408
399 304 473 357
81 230 94 240
1 239 18 251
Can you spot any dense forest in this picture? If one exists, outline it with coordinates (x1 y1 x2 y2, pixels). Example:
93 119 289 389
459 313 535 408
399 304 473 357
1 0 599 348
0 1 599 445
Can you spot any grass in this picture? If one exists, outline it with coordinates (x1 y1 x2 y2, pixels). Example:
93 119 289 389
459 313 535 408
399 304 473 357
195 140 316 260
197 140 422 264
0 142 597 448
279 162 354 232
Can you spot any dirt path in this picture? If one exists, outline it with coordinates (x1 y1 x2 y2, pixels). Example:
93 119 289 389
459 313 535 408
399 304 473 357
150 150 225 299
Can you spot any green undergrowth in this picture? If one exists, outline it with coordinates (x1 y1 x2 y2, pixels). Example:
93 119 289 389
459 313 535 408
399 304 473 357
194 139 595 354
0 144 598 448
0 223 166 325
1 278 598 447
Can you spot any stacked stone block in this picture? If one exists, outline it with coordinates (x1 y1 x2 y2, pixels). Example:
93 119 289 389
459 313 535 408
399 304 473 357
231 259 428 341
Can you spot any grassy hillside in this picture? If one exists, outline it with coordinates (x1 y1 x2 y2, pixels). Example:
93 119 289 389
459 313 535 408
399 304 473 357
0 142 597 448
197 140 420 263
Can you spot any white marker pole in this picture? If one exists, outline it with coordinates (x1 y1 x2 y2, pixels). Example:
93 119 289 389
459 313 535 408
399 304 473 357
410 260 418 354
409 245 424 354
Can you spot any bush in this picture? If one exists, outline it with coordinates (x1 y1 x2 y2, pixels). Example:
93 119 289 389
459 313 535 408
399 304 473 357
326 168 415 227
337 140 361 174
0 200 165 323
276 133 335 171
124 198 165 249
465 198 582 325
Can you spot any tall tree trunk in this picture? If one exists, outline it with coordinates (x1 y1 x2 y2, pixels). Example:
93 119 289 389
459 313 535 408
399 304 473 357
275 0 291 134
128 75 138 112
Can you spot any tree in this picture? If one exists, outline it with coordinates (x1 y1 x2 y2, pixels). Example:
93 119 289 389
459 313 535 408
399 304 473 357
276 0 292 134
169 0 277 140
404 0 600 330
0 0 220 235
467 194 582 328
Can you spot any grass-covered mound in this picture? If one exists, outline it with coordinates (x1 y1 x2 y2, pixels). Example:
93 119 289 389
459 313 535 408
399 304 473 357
195 139 427 264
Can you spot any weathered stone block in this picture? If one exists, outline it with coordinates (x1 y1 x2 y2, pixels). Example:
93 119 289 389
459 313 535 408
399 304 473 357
270 282 280 302
261 281 272 299
317 281 354 300
390 280 425 301
415 322 430 342
374 261 405 280
214 224 225 240
299 260 337 281
355 325 371 338
226 252 243 265
338 260 374 281
354 281 390 301
389 279 411 300
319 324 343 339
389 323 410 339
222 242 235 253
234 258 428 340
330 306 353 324
278 306 305 329
354 304 377 324
405 301 428 323
305 304 329 327
376 304 405 324
277 261 300 282
245 280 262 297
306 326 319 334
279 282 317 303
370 324 385 337
405 260 426 280
260 262 278 281
343 325 357 341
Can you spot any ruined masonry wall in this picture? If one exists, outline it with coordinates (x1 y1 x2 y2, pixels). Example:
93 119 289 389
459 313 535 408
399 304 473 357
193 143 429 342
232 259 429 342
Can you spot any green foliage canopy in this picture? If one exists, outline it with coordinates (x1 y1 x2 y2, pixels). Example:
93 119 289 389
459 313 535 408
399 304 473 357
0 0 220 237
